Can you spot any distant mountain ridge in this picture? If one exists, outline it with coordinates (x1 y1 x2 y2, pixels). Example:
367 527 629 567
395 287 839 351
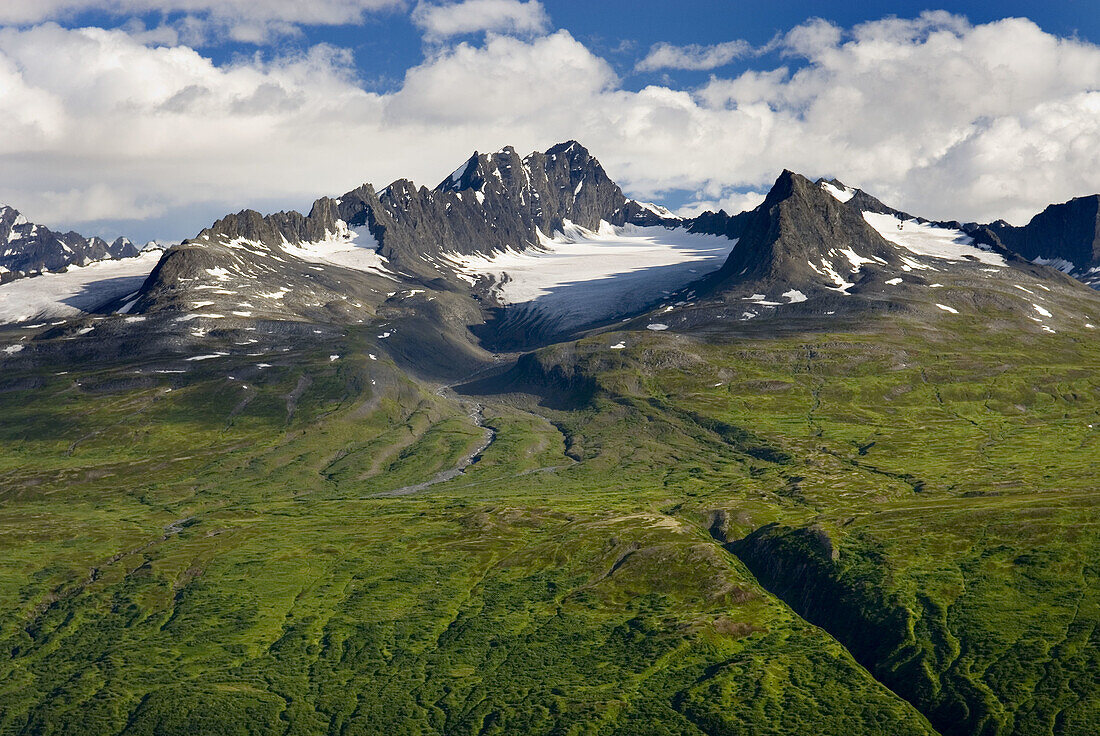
0 205 147 284
980 195 1100 285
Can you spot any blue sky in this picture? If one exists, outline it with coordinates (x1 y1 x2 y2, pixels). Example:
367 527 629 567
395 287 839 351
1 1 1099 242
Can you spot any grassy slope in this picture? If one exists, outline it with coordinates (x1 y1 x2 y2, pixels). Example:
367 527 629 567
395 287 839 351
519 319 1100 736
0 316 1096 734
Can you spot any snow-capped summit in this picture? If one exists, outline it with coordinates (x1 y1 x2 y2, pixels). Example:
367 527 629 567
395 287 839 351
152 142 637 297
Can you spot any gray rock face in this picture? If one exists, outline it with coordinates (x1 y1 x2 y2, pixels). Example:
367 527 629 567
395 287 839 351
176 141 629 286
0 205 143 284
365 141 628 275
611 199 684 228
687 208 754 241
981 196 1100 283
706 170 903 295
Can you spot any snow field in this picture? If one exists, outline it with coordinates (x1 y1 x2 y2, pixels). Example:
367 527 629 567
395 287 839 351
447 220 734 330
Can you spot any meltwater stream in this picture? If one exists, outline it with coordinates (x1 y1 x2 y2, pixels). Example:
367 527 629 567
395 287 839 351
371 401 495 497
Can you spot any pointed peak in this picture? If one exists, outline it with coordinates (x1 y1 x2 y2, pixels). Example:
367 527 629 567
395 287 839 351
386 178 417 194
758 169 816 207
776 169 814 188
436 150 490 192
454 149 480 175
306 196 340 220
545 140 591 159
703 166 907 297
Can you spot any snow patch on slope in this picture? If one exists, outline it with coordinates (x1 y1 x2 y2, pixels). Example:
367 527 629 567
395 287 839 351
863 212 1006 267
821 182 856 203
284 221 394 277
1032 256 1075 274
446 221 733 330
0 249 162 324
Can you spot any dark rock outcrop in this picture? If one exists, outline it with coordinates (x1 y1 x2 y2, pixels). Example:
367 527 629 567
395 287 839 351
0 205 144 284
366 141 627 274
983 195 1100 281
704 170 902 295
687 208 754 241
195 198 342 247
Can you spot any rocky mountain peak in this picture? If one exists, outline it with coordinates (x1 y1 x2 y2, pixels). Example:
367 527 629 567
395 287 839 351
544 139 590 160
436 151 485 193
129 141 634 315
707 169 902 295
369 142 627 274
0 204 144 284
0 205 29 237
985 194 1100 280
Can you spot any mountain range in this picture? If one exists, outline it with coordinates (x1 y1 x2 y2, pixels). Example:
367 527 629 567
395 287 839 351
1 143 1099 736
0 141 1095 352
0 204 152 283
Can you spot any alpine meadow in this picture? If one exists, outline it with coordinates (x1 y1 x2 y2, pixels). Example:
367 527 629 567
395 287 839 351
0 3 1099 735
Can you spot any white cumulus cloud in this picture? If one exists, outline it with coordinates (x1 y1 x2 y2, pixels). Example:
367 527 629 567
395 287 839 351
387 30 615 123
636 40 752 72
412 0 549 42
676 191 767 219
1 12 1100 242
0 0 404 24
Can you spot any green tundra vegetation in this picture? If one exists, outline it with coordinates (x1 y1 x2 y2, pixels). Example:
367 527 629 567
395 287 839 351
0 314 1097 735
